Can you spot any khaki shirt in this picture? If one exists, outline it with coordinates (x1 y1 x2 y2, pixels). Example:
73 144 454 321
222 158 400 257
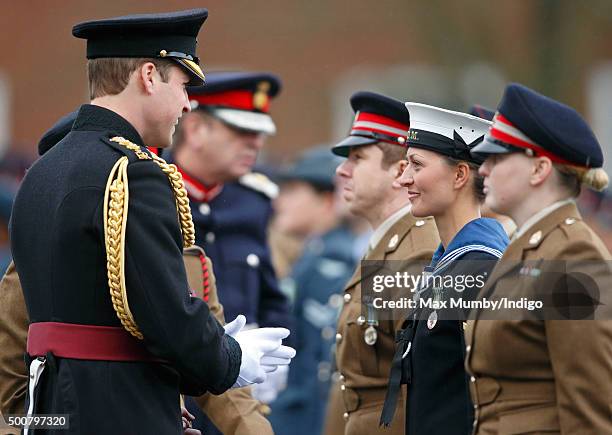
0 247 272 435
465 202 612 434
325 212 439 434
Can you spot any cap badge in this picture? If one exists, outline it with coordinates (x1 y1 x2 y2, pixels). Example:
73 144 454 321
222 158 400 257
408 130 418 141
253 81 270 110
159 49 168 57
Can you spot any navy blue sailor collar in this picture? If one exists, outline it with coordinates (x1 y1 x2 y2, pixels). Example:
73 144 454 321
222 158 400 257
428 217 509 275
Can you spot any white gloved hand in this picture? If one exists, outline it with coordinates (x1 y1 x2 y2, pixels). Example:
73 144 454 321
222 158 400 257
252 364 289 404
224 315 296 388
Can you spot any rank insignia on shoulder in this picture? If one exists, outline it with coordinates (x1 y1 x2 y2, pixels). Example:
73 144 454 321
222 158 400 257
239 172 279 199
110 136 151 160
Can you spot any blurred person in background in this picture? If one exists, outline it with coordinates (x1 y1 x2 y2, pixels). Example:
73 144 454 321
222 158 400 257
268 147 356 435
323 91 440 435
170 71 290 331
169 71 292 434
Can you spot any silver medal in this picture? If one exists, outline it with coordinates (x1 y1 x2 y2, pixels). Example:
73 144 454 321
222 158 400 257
427 310 438 329
364 325 378 345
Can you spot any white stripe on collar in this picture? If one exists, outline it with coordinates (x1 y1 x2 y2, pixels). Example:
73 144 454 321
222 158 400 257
433 244 504 275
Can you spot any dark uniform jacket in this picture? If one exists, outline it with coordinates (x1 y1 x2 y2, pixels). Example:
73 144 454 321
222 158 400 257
465 202 612 435
400 218 508 435
9 104 241 434
164 153 291 330
0 250 273 435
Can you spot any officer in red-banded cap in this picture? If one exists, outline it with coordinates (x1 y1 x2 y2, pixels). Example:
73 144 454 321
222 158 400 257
167 72 292 434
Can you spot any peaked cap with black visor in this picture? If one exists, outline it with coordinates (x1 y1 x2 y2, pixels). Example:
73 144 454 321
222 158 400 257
471 83 604 169
72 9 208 85
405 103 492 165
332 91 410 157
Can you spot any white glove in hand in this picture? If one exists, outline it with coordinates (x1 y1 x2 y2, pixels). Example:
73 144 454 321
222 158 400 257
224 315 296 388
252 364 289 404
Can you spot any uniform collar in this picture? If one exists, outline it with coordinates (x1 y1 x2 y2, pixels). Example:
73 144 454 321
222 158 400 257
513 198 575 240
175 164 223 202
369 204 412 251
72 104 144 146
430 217 509 271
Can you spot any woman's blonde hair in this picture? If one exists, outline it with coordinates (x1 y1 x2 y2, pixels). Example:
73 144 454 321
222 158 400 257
554 164 609 196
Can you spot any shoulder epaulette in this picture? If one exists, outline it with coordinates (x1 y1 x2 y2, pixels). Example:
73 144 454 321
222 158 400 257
239 172 279 199
104 136 153 161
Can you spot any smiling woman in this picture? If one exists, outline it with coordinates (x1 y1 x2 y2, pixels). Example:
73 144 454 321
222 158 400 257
381 103 509 435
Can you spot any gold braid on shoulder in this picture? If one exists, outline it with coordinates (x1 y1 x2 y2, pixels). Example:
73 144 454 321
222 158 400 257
104 136 195 339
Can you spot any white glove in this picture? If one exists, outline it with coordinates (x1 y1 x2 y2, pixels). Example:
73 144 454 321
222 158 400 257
252 364 289 404
224 315 296 388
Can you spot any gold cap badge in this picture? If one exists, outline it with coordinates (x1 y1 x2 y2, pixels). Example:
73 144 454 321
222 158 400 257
253 81 270 111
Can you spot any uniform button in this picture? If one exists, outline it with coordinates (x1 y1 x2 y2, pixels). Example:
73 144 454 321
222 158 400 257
473 419 478 427
335 333 342 343
357 315 365 325
199 203 211 215
339 375 345 382
470 376 476 383
565 217 576 225
388 234 399 249
343 412 349 421
246 253 260 268
205 232 215 243
415 220 425 227
473 404 478 409
340 384 346 391
465 345 471 353
344 293 351 303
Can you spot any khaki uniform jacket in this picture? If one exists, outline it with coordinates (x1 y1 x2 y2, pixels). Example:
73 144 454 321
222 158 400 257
0 247 272 435
465 202 612 435
324 213 439 435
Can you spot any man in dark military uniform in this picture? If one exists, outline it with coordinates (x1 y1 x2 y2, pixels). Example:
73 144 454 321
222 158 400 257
269 148 357 435
9 10 294 434
168 72 291 330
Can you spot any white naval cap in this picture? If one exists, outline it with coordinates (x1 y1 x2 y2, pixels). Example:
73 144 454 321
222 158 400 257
404 102 492 163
